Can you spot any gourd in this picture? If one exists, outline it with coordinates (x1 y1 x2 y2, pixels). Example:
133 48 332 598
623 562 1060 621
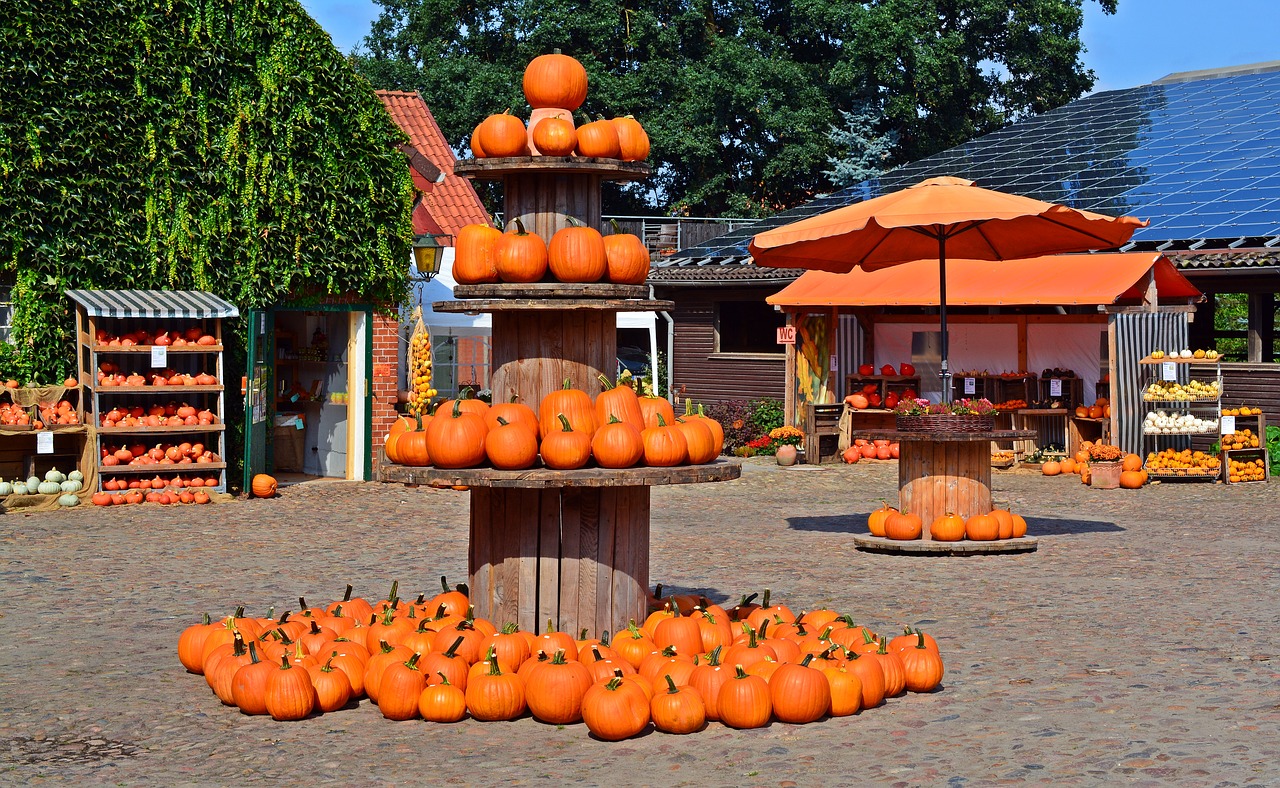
0 481 12 496
251 474 278 498
26 475 41 489
38 480 63 495
69 470 84 482
60 479 83 493
45 468 67 483
13 482 29 495
58 493 80 507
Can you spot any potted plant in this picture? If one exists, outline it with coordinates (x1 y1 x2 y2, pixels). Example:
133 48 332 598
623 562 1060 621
893 397 996 433
1086 443 1125 489
768 425 804 465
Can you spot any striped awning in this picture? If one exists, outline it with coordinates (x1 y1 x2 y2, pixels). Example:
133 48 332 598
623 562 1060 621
66 290 240 319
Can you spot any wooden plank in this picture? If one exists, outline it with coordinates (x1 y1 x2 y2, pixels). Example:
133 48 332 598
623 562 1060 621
537 488 561 633
432 298 672 312
375 459 742 488
558 488 582 637
593 488 617 639
517 488 541 634
454 157 650 180
573 488 600 641
494 489 520 628
469 488 492 623
454 284 649 300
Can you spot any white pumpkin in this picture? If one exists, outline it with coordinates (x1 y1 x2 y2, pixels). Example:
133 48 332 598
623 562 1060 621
45 468 67 483
68 470 84 482
37 480 62 495
26 476 41 489
60 479 82 493
57 493 80 507
13 482 29 495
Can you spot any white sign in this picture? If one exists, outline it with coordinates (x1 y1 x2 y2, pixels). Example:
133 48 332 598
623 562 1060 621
964 377 976 395
1049 378 1063 397
150 345 167 368
829 353 838 371
1220 415 1235 435
1161 361 1177 381
776 326 796 345
37 431 54 454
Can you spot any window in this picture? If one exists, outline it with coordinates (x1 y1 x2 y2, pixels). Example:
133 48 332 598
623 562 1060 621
716 300 785 354
0 283 11 343
430 333 492 398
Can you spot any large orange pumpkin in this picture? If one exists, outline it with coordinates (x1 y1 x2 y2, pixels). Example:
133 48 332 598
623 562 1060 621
595 373 645 432
883 512 923 540
990 509 1015 539
1121 453 1143 472
251 474 277 498
965 513 1000 541
1059 457 1077 474
453 223 502 284
610 116 651 162
493 218 548 283
548 220 607 283
523 51 588 110
575 118 621 159
476 111 529 158
539 379 598 438
540 414 592 470
531 115 577 157
1119 469 1146 489
425 400 488 469
393 414 432 467
929 513 966 542
602 225 651 285
1041 461 1062 476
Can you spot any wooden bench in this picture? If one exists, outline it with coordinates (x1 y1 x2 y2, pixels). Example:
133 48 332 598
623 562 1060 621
803 403 845 464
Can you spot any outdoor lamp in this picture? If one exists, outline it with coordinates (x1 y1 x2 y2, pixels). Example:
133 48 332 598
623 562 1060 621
411 234 444 281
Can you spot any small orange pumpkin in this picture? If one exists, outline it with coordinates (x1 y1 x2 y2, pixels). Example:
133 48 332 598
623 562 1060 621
493 218 548 283
476 110 528 158
531 115 577 157
1041 460 1061 476
965 513 999 541
883 511 923 541
575 117 621 159
929 513 966 542
251 474 277 498
867 501 897 537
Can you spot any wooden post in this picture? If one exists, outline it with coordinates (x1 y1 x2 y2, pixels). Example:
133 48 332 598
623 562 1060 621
784 311 796 427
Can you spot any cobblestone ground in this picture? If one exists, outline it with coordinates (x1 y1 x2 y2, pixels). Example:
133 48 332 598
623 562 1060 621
2 459 1278 786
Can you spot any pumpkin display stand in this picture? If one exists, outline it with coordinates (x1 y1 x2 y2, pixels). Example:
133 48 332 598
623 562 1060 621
382 156 740 635
851 428 1038 555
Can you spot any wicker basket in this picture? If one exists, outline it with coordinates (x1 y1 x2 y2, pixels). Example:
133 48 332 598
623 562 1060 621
895 414 995 433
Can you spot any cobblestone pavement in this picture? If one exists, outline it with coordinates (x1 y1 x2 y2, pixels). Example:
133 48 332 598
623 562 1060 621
2 459 1278 786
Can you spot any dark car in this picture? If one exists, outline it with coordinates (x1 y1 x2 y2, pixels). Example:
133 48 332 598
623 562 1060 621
616 345 651 378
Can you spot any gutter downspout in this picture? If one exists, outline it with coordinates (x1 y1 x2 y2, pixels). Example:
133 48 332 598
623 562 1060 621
653 284 675 401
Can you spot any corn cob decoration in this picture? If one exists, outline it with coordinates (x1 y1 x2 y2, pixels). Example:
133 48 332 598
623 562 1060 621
407 307 436 415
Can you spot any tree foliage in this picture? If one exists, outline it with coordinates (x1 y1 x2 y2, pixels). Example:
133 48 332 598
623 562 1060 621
0 0 415 384
354 0 1116 217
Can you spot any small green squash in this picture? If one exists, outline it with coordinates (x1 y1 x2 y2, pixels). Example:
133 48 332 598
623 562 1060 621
57 493 80 507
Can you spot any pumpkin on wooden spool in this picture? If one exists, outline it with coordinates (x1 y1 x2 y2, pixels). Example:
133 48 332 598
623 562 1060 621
929 512 966 542
251 474 277 498
1119 469 1147 489
575 116 622 159
1088 404 1104 418
453 223 502 284
883 511 923 540
965 512 1000 541
603 220 651 284
638 392 676 430
674 417 718 464
530 114 577 157
485 417 539 470
548 218 607 283
425 400 488 469
688 402 724 456
641 414 688 467
541 414 593 470
493 218 548 283
990 508 1015 539
591 415 645 469
539 379 598 438
523 50 588 110
469 125 487 158
867 501 897 537
1074 405 1089 418
595 373 645 432
486 396 539 436
391 413 432 467
476 110 529 158
1010 512 1028 537
1041 460 1062 476
610 115 651 162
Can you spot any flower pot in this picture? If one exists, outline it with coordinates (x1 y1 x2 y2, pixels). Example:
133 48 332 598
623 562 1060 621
775 444 798 466
1089 460 1123 489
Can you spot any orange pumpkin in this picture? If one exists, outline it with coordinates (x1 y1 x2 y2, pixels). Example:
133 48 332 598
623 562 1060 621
602 224 651 285
1119 469 1146 489
1041 461 1061 476
425 400 488 469
575 118 621 159
1121 453 1143 472
1060 457 1077 474
990 509 1015 539
251 474 277 498
530 115 577 157
929 513 966 542
548 220 607 283
539 379 598 438
469 124 487 158
493 218 548 283
453 223 502 284
610 116 651 162
540 414 592 470
485 417 539 470
476 110 528 158
591 416 645 469
640 414 688 467
1010 513 1028 538
522 51 588 110
883 512 923 540
867 502 897 537
965 513 1000 541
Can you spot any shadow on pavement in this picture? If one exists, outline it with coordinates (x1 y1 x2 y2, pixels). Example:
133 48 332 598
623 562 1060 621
787 513 1124 536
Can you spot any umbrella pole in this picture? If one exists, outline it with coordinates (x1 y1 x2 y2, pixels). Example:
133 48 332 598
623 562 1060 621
938 235 951 403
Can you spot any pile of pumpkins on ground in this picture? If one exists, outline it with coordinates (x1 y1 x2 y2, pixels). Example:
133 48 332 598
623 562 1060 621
383 381 723 471
455 52 651 287
1041 442 1150 488
867 501 1029 542
177 581 944 739
840 439 901 463
0 468 85 506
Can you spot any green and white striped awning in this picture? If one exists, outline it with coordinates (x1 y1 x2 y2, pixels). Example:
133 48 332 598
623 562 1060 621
66 290 239 319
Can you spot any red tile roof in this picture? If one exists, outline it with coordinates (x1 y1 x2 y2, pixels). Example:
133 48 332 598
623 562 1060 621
376 90 491 241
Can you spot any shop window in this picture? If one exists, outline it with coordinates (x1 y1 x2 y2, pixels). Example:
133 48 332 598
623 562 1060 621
430 333 492 399
716 300 785 354
0 281 11 343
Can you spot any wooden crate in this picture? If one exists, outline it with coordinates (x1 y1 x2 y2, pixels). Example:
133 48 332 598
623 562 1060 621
1221 448 1269 484
803 403 844 464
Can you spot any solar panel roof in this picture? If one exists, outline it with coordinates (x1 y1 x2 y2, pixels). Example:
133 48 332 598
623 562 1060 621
666 68 1280 264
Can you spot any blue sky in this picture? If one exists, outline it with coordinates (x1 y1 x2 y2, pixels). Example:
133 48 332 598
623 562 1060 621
303 0 1278 93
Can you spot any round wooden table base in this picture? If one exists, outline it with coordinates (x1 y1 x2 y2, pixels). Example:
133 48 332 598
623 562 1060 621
853 534 1038 555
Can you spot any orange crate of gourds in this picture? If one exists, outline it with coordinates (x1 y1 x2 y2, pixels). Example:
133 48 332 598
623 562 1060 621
1226 457 1266 483
177 580 945 738
384 380 724 471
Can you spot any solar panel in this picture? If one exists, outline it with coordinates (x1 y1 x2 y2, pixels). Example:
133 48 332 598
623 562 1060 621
668 68 1280 260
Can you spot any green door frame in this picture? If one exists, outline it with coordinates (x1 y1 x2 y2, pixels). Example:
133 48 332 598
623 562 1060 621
242 303 376 485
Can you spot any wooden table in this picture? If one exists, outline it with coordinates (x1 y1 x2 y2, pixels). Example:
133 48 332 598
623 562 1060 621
852 429 1035 537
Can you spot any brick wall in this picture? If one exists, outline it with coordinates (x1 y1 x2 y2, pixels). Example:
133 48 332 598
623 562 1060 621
371 313 401 474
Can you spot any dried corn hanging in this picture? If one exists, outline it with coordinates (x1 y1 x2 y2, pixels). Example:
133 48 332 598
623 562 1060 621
407 307 436 415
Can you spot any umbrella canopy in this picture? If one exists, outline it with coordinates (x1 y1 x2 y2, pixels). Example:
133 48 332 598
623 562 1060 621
748 176 1148 401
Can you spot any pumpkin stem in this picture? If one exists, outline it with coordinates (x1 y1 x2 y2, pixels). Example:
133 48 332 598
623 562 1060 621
556 413 573 432
404 652 422 670
247 641 260 664
604 677 623 691
733 665 749 679
653 583 664 599
333 605 344 618
264 606 275 620
501 622 519 635
320 654 337 672
416 620 432 634
799 653 815 667
597 373 613 391
664 674 681 694
279 654 291 670
234 606 245 619
200 612 210 626
862 628 876 645
561 378 573 390
457 582 470 597
590 645 604 662
297 598 307 612
495 416 509 426
877 639 889 655
550 649 569 664
275 628 293 645
310 620 323 635
761 589 771 608
231 632 247 656
600 629 611 646
916 631 928 650
415 593 426 605
437 672 452 685
388 580 400 607
342 584 353 602
705 644 723 666
452 399 463 418
440 576 451 593
510 217 528 235
379 640 395 655
655 413 668 427
818 625 833 641
660 645 678 657
757 619 769 639
433 604 448 620
442 636 465 658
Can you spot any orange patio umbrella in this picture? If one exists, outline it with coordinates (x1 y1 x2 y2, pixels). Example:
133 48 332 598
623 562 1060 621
748 176 1148 400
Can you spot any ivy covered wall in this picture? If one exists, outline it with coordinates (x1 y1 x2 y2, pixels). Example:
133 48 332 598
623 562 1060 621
0 0 415 383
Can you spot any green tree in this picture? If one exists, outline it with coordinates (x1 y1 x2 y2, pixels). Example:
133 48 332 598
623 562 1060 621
825 104 899 188
354 0 1116 216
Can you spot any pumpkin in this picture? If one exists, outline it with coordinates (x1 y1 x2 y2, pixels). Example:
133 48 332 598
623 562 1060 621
392 414 432 467
867 501 897 537
425 400 488 469
652 606 704 657
378 653 427 721
541 413 592 470
873 640 908 697
689 403 725 455
769 654 831 724
650 675 705 734
717 666 772 729
842 446 861 464
575 117 622 159
418 674 467 722
469 124 487 158
595 373 645 432
641 414 688 467
674 417 718 464
582 677 650 740
823 662 864 717
308 656 354 713
899 631 945 692
883 511 923 540
610 115 651 162
419 636 470 691
1121 453 1143 472
522 51 588 110
1119 469 1146 489
1041 460 1061 476
602 222 650 284
530 115 577 157
929 512 966 542
1010 512 1028 538
453 223 502 284
251 474 277 498
525 649 594 724
485 417 539 470
478 624 532 673
486 397 539 436
638 393 676 430
177 612 215 674
965 513 1000 541
476 110 529 158
843 650 886 709
1060 457 1077 474
591 416 645 469
230 643 275 715
493 218 549 283
465 658 527 721
548 219 607 283
264 655 316 721
539 379 598 438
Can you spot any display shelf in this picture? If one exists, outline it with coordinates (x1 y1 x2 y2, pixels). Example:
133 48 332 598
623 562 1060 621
97 424 225 434
381 460 740 489
92 345 223 353
97 462 226 474
1221 448 1269 484
453 283 650 300
854 534 1037 555
1036 376 1083 408
434 298 672 313
1138 356 1223 364
843 375 921 405
454 156 650 180
88 384 224 394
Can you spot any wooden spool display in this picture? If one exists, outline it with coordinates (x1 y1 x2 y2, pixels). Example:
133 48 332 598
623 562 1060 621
402 155 740 635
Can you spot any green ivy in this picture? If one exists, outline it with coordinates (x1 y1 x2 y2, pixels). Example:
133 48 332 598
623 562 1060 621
0 0 414 384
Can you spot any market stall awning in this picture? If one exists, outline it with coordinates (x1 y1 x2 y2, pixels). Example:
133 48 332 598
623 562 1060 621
67 290 240 319
765 253 1200 308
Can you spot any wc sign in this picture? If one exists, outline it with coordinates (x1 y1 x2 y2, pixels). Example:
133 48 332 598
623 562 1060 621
776 326 796 344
